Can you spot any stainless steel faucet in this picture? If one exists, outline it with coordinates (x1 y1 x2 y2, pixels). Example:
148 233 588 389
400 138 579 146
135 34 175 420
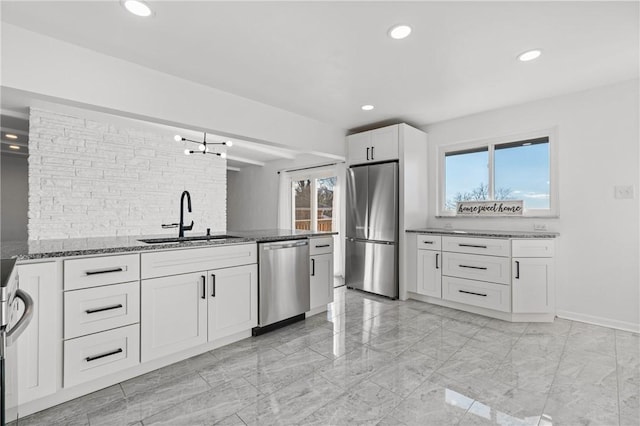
179 190 194 238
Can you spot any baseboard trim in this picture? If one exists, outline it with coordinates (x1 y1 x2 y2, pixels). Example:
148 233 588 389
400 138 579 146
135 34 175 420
556 310 640 334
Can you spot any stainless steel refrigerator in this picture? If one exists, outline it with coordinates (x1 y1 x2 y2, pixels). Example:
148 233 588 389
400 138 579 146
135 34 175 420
345 161 398 298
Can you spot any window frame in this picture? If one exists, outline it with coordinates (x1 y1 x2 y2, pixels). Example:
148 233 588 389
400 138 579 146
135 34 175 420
289 168 337 232
437 128 559 218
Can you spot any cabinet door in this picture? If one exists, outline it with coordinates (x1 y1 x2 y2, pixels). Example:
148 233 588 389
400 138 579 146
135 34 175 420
512 258 554 313
310 253 334 310
141 272 207 362
17 262 60 404
208 265 257 342
347 131 371 165
416 250 442 298
370 126 399 162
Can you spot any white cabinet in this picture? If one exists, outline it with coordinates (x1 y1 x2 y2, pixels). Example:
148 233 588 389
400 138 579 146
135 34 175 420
141 272 208 362
17 262 60 404
416 236 442 298
208 265 257 342
347 125 399 165
309 236 334 312
512 239 555 314
141 264 258 362
310 253 333 310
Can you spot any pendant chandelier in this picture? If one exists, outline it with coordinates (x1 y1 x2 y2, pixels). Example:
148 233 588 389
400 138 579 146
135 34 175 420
174 133 232 158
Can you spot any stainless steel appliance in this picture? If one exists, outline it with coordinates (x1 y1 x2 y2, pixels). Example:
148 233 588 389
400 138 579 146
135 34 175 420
1 259 34 425
254 239 310 334
346 161 399 298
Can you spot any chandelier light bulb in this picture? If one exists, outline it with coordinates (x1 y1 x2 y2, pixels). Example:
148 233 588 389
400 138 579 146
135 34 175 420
198 144 206 151
225 140 233 147
220 152 227 159
174 135 182 142
184 149 191 155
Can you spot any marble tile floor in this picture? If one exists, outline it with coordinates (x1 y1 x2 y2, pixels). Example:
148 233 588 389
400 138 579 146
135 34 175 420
19 287 639 426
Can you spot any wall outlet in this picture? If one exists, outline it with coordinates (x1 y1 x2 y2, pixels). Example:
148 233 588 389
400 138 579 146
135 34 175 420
533 223 548 231
443 222 453 229
614 185 635 199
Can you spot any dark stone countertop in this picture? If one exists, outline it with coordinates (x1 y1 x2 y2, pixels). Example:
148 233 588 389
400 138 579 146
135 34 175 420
406 228 559 239
2 229 337 261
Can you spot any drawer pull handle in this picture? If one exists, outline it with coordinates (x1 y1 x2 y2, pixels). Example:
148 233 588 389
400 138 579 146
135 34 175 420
423 241 434 244
86 348 123 362
315 244 331 248
435 253 439 269
85 304 123 314
85 267 124 276
201 275 206 299
459 264 488 270
458 244 488 249
459 290 487 297
515 260 520 279
211 274 216 297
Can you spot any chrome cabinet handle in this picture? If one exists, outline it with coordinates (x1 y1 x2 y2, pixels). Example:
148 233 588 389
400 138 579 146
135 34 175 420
459 265 488 270
201 275 206 299
86 348 123 362
85 267 124 276
211 274 216 297
459 290 487 297
515 261 520 279
86 304 123 314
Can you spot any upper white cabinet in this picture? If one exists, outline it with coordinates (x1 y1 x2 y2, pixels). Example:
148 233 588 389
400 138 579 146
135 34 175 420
17 262 60 404
347 125 399 165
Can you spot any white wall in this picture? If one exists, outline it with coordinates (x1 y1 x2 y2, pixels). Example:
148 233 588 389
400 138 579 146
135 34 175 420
1 24 345 156
423 79 640 332
29 108 226 239
1 152 28 241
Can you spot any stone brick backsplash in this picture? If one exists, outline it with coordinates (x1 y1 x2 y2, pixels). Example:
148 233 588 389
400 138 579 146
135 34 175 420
28 108 226 240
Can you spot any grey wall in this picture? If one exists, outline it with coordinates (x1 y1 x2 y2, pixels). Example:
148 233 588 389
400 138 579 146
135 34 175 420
1 152 29 242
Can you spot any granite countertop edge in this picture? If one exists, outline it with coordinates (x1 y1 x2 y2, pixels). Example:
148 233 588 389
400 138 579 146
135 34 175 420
406 228 559 238
5 230 338 261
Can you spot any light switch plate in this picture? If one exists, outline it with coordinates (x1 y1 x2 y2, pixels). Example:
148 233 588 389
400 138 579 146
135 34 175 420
614 185 635 199
444 222 453 229
533 223 548 231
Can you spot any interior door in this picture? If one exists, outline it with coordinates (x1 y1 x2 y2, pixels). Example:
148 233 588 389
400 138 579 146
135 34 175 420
346 166 368 240
367 162 398 242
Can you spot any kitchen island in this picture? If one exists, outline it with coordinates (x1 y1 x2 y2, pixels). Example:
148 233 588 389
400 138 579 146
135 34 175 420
7 229 336 419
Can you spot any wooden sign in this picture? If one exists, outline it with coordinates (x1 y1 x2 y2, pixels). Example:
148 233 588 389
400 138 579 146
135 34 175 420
456 200 523 216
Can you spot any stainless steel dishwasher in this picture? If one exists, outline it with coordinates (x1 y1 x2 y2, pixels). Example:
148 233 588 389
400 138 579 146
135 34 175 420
254 239 310 334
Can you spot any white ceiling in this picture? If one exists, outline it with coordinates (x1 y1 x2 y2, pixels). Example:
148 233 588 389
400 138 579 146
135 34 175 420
1 1 638 131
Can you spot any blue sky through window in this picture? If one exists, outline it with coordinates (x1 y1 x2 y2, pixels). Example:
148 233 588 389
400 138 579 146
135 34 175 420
445 141 550 210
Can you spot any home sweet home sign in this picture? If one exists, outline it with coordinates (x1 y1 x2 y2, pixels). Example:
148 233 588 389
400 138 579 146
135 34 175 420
456 200 524 216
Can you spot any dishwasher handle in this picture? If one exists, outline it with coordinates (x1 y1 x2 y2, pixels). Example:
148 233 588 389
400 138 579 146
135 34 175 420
261 240 309 250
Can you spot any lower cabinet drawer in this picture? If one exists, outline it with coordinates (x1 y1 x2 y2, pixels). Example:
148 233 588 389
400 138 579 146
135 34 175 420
309 237 334 256
442 276 511 313
442 252 511 284
64 324 140 388
64 281 140 339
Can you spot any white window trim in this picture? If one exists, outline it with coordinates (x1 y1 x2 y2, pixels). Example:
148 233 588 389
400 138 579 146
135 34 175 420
436 127 559 218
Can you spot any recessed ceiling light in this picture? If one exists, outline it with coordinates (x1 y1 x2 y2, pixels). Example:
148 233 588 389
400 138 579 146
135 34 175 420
388 25 412 40
123 0 152 17
518 49 542 62
9 145 20 150
5 134 18 140
361 105 375 111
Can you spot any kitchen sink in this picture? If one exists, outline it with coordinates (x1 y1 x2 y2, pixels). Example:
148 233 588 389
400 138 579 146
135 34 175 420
138 235 240 244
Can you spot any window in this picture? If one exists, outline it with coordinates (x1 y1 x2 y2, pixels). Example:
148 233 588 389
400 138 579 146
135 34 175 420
440 131 556 216
293 175 337 231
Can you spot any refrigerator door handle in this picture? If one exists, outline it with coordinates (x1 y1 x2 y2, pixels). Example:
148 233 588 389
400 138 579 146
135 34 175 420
6 289 34 347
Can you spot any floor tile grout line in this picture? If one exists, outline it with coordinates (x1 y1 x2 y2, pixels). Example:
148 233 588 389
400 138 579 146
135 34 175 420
614 329 622 426
537 317 574 426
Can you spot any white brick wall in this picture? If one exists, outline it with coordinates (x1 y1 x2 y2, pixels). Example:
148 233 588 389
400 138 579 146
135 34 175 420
29 108 227 240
